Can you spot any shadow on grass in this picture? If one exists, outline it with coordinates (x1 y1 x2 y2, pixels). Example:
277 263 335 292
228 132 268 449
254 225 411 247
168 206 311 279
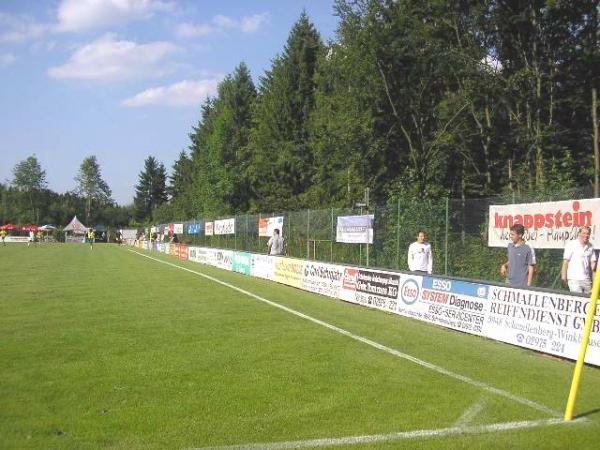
577 407 600 419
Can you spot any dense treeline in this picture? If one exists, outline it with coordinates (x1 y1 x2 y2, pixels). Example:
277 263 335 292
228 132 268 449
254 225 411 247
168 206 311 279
0 154 134 228
0 182 133 227
149 0 597 223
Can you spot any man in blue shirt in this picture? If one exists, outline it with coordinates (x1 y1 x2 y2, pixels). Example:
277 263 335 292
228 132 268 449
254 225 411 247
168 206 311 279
500 224 536 287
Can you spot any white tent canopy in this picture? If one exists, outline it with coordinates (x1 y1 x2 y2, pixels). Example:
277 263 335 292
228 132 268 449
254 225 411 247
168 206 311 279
64 216 87 234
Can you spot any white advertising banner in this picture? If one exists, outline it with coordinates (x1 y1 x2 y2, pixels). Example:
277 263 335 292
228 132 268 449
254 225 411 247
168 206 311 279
336 215 374 244
120 229 137 240
213 249 233 270
302 262 344 298
174 223 184 234
4 236 30 243
205 222 214 236
488 198 600 248
215 218 235 235
251 254 276 280
483 285 600 365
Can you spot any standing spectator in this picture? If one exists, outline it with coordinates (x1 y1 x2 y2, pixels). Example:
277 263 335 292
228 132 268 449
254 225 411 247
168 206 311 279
561 226 597 294
500 224 536 287
0 229 6 246
407 230 433 274
267 229 285 256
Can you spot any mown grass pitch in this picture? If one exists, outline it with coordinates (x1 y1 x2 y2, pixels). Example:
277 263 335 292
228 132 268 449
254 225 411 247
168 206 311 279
2 243 600 449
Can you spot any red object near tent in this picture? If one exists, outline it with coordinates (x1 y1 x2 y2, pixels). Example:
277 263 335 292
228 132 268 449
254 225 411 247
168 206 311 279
0 223 17 231
22 224 39 232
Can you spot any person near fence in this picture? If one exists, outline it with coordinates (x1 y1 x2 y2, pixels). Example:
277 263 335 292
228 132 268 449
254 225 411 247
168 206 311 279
407 230 433 274
500 224 536 287
561 226 597 294
267 228 285 256
0 229 6 246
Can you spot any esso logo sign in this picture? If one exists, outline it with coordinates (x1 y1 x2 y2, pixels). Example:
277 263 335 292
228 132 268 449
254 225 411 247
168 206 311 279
432 279 452 291
400 279 420 305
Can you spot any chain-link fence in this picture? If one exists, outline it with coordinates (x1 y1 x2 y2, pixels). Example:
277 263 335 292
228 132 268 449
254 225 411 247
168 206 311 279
153 186 595 291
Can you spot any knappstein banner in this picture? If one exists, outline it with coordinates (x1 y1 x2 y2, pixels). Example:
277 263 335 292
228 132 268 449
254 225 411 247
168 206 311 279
488 198 600 249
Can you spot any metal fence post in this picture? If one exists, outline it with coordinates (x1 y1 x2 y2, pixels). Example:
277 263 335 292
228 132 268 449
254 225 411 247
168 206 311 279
307 209 310 259
331 208 334 262
397 198 401 269
445 197 449 275
288 212 291 257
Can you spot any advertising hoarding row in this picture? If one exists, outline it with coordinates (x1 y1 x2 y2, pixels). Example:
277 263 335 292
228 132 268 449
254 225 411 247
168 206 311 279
135 242 600 366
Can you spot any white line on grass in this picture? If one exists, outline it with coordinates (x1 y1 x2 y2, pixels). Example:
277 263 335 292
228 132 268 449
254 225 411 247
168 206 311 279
128 250 560 417
191 418 582 450
454 398 487 427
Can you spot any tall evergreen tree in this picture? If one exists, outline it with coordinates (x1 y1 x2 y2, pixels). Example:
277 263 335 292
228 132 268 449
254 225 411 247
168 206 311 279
197 63 257 215
246 12 323 211
134 156 168 220
11 155 47 223
74 155 112 225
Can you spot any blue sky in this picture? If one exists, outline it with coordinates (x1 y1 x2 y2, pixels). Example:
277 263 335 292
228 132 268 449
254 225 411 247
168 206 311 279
0 0 339 205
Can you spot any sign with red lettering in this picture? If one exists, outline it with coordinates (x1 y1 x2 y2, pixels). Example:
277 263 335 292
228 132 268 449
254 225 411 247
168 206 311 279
488 198 600 248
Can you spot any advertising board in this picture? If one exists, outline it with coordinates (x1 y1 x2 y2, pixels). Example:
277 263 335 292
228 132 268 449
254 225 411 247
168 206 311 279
251 254 275 280
273 257 305 288
483 286 600 364
205 222 214 236
215 218 235 235
336 215 374 244
187 223 201 235
233 252 252 275
213 249 233 271
258 216 284 237
488 198 600 249
302 262 344 298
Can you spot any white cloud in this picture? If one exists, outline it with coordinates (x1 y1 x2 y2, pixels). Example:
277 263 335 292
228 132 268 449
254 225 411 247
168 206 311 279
48 34 179 82
175 23 215 39
240 13 269 33
56 0 175 32
212 15 237 29
0 12 48 43
0 53 17 67
175 12 269 39
121 77 222 107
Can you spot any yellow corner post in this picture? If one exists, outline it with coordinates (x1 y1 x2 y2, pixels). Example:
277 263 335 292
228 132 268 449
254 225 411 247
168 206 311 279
564 267 600 420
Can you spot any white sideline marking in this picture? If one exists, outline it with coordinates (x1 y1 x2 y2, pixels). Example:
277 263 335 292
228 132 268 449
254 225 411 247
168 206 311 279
454 398 487 427
191 418 580 450
128 249 560 417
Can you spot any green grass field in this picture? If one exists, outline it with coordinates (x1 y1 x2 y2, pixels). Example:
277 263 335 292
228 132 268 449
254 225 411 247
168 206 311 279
2 243 600 449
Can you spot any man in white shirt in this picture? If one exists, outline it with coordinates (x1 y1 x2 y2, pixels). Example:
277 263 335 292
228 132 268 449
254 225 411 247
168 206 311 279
407 230 433 274
267 228 285 256
561 226 597 294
